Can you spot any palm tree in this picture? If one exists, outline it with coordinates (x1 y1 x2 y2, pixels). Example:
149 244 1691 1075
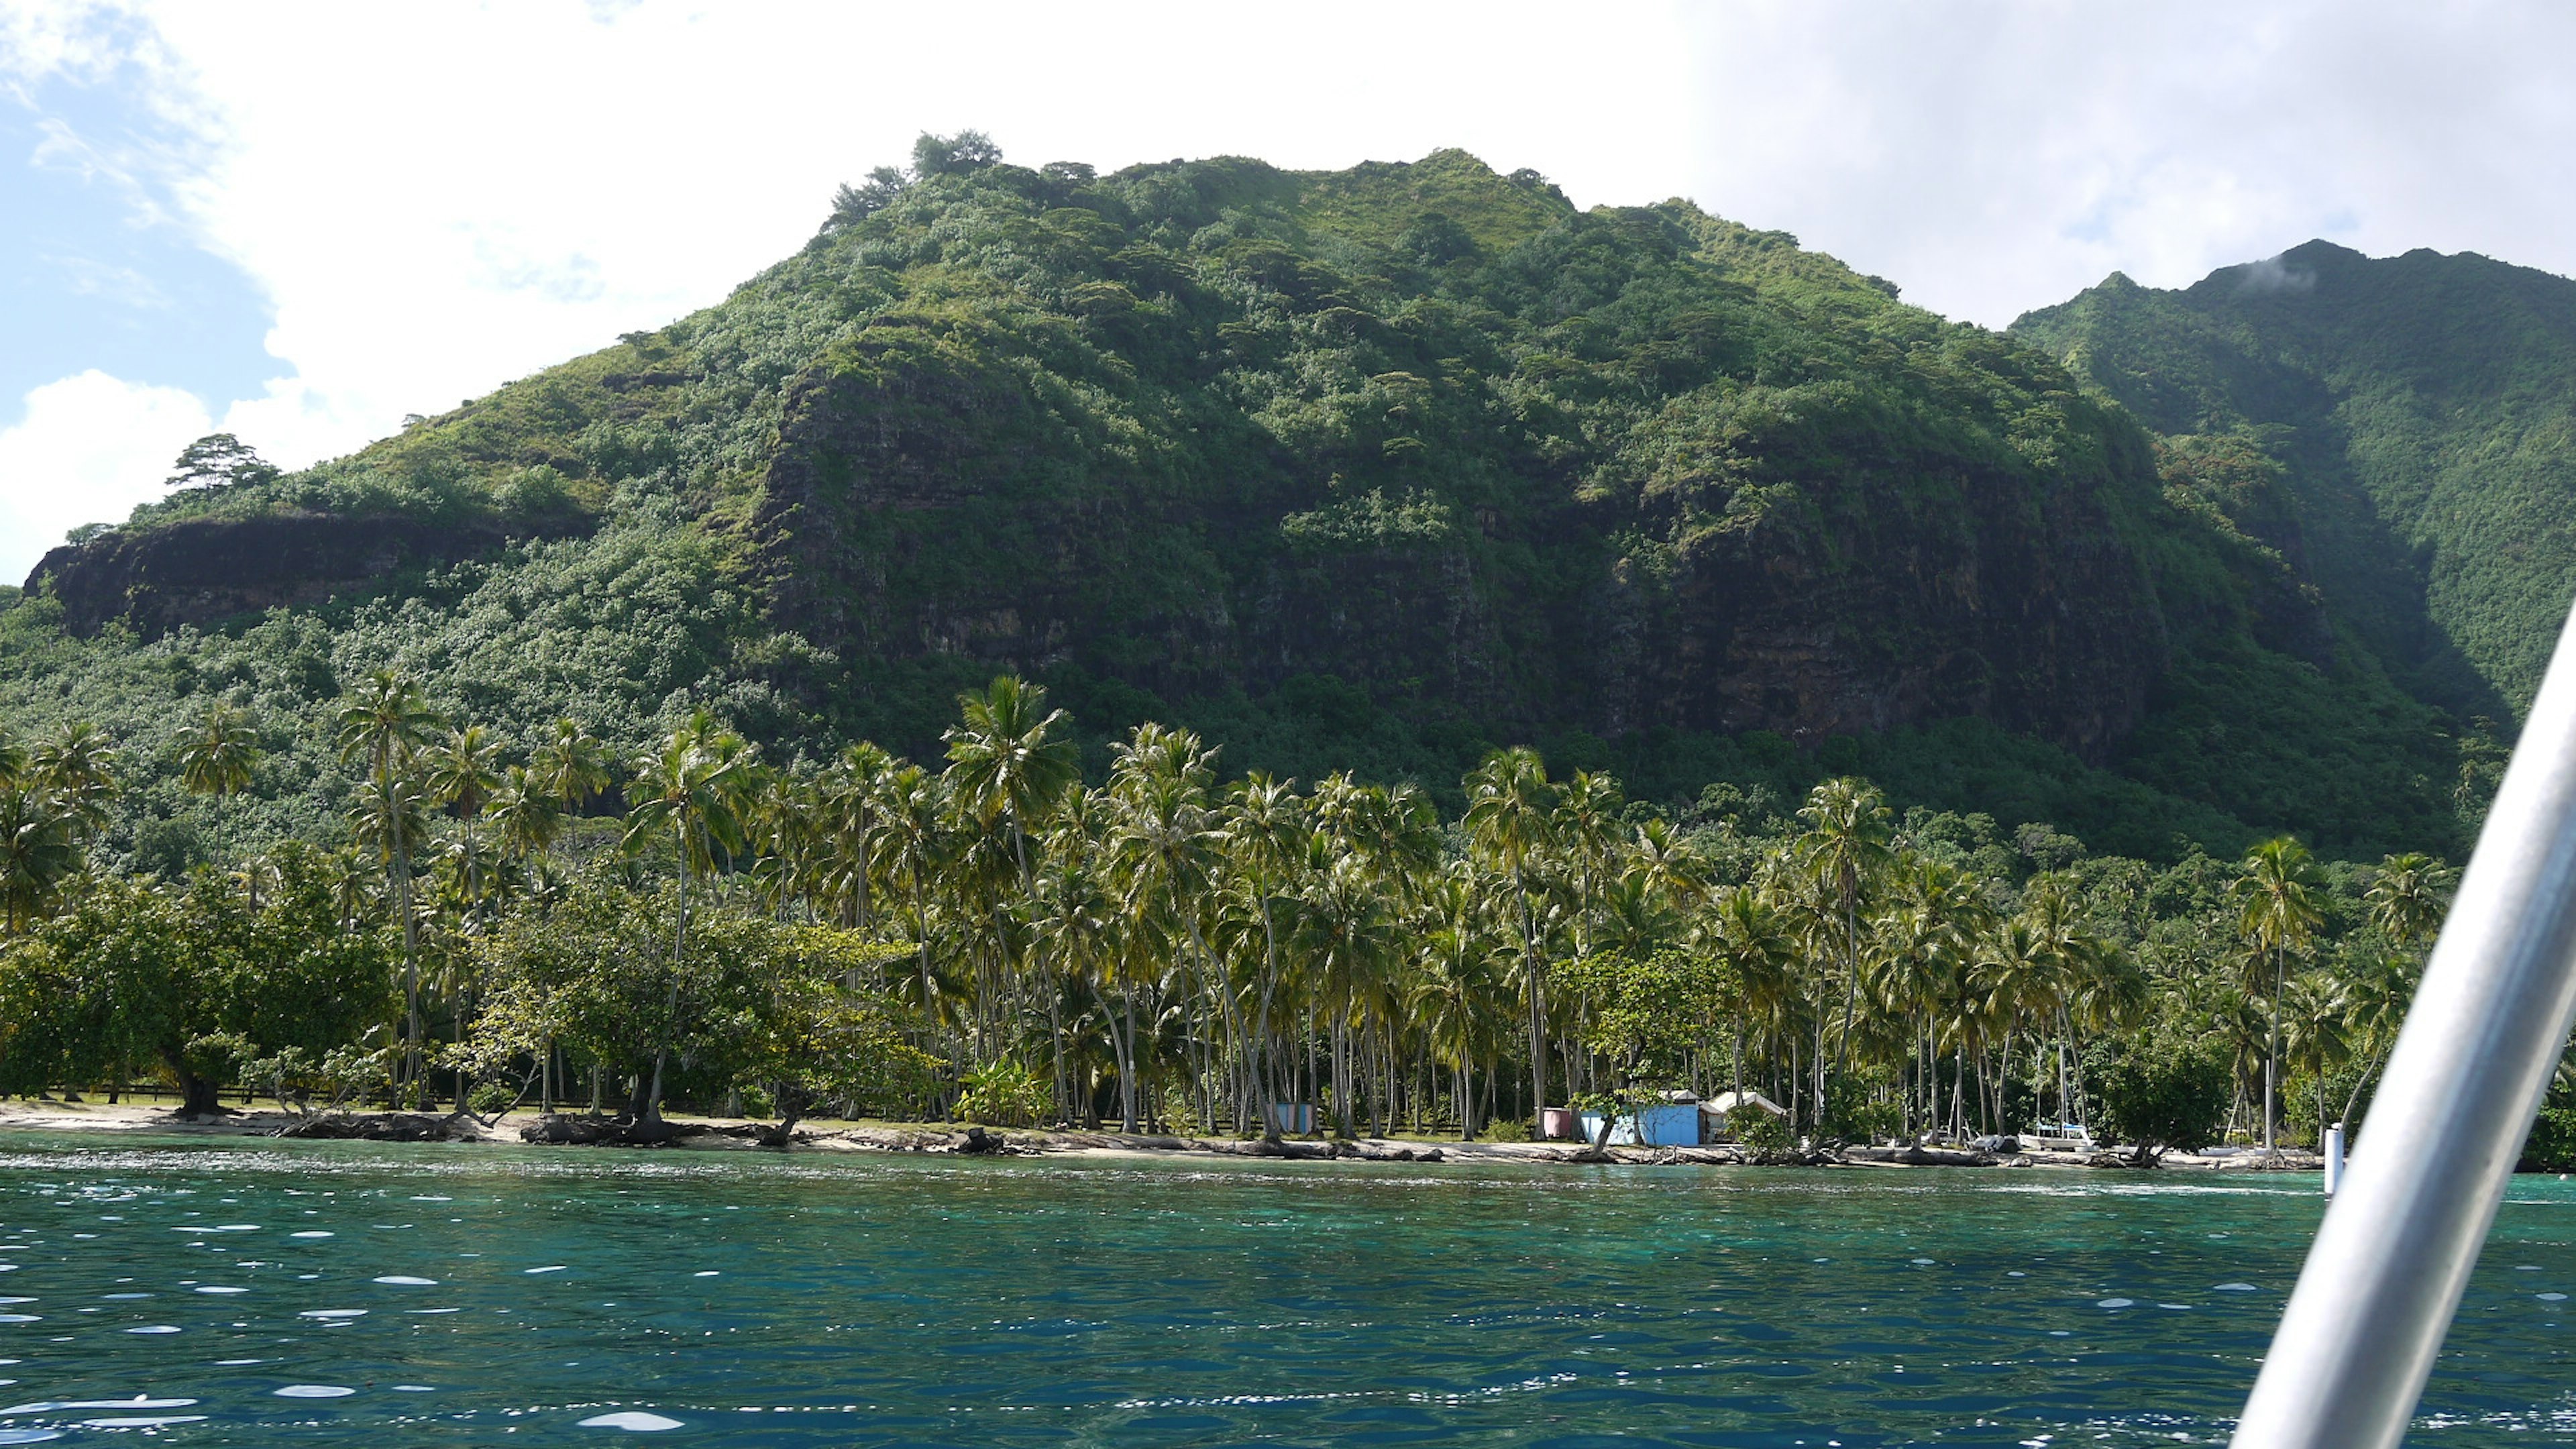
534 716 610 816
2281 970 2354 1146
2365 852 2455 954
1872 857 1989 1136
1033 790 1127 1126
818 742 893 929
2334 954 2419 1130
1410 865 1509 1139
1289 845 1402 1138
875 763 951 1030
1462 747 1559 1130
0 787 80 932
1221 771 1307 1139
1707 883 1792 1110
1109 724 1237 1130
1794 777 1892 1095
178 701 262 871
619 710 759 1122
30 721 118 843
945 676 1079 1117
345 767 435 1097
335 671 445 1099
2234 836 2324 1155
486 764 565 865
423 725 504 920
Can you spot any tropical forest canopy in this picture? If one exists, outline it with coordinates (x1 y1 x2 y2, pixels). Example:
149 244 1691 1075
5 136 2537 871
3 135 2573 1152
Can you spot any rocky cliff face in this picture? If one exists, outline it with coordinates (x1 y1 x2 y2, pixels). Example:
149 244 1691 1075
1625 462 2167 759
754 315 2174 763
25 513 564 637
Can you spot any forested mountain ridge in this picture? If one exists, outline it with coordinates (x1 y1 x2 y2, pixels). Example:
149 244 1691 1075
2014 239 2576 721
1 144 2487 863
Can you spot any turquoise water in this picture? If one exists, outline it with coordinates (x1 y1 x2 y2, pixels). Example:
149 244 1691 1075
0 1136 2571 1445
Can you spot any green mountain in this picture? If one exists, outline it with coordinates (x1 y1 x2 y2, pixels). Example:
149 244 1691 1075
1 145 2487 864
2014 239 2576 722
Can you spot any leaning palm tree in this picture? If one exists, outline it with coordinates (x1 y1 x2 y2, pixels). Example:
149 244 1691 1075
2334 953 2419 1130
1462 747 1559 1129
2234 836 2324 1155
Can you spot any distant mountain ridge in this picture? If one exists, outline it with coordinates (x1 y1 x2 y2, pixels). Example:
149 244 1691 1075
2014 238 2576 722
1 146 2523 863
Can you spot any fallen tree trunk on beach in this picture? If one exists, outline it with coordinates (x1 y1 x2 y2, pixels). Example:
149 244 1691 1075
280 1112 474 1142
1842 1144 2004 1167
518 1113 682 1147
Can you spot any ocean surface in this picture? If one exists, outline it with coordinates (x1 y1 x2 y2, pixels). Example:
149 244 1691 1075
0 1132 2569 1445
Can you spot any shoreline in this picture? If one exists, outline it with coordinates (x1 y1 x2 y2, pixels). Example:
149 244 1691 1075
0 1101 2321 1173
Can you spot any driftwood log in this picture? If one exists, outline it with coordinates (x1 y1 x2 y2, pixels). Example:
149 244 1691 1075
517 1113 684 1147
279 1112 473 1142
1842 1144 2004 1167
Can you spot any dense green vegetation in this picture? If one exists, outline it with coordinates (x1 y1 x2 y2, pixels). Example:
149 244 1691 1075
11 138 2565 1157
6 140 2492 869
0 675 2457 1158
2015 240 2576 720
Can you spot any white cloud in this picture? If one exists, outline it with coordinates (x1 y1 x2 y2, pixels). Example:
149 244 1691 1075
1672 0 2576 325
0 370 211 580
103 0 1699 480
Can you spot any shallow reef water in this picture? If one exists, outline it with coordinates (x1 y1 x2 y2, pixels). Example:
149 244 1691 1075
0 1131 2569 1444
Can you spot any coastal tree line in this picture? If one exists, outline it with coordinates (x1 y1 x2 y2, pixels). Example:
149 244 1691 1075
0 674 2463 1155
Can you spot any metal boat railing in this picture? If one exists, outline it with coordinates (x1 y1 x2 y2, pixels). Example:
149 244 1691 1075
2234 600 2576 1446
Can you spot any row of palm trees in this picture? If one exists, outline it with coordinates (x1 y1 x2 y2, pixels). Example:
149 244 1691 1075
1 674 2455 1144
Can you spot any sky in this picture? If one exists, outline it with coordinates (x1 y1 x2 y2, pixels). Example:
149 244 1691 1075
2 0 2572 580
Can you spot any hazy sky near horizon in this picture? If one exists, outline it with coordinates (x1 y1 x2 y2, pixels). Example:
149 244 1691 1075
2 0 2571 580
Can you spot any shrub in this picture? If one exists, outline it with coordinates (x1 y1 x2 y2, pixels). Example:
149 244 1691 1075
1727 1104 1792 1152
2520 1108 2576 1173
2088 1033 2231 1166
953 1059 1049 1128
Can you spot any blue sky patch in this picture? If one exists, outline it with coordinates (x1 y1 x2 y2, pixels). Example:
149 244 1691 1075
1 38 278 426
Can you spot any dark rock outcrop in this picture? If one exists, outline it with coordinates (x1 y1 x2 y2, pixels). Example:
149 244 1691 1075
752 341 2171 763
277 1112 474 1142
518 1112 682 1147
27 512 586 639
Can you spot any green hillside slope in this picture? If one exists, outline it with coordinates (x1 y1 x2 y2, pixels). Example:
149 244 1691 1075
2015 239 2576 720
1 144 2481 863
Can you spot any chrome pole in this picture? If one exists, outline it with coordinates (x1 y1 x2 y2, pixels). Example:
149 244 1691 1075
2234 599 2576 1448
